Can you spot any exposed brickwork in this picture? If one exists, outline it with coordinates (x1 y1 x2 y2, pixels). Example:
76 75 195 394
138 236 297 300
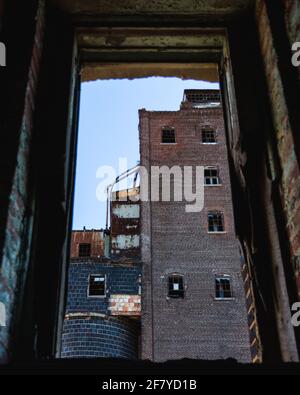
256 0 300 300
65 260 141 314
70 230 104 258
0 0 45 363
61 316 139 359
139 94 251 362
61 241 141 359
109 295 141 316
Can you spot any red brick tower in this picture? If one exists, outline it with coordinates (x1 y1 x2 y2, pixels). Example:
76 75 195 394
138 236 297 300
139 89 251 362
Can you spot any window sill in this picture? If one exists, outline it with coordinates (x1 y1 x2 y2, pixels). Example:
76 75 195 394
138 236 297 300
167 296 184 300
201 143 218 145
207 231 227 234
160 143 177 145
87 295 106 299
214 297 235 301
204 184 222 187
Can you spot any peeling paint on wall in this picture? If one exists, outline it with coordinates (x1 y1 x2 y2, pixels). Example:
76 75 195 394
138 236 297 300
112 235 140 249
113 205 140 219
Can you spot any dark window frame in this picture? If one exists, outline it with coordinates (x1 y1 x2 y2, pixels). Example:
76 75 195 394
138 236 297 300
215 276 233 299
78 243 91 257
208 212 225 232
162 128 176 144
202 128 217 144
88 274 106 298
168 274 184 298
204 167 221 185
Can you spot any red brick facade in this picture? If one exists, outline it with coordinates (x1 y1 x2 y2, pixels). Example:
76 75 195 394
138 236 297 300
70 230 104 258
139 92 251 362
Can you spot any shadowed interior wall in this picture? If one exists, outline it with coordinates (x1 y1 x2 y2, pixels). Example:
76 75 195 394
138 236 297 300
0 0 299 364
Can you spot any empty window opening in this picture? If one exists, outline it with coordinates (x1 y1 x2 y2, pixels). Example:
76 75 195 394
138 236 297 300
202 128 217 144
162 128 176 144
88 275 106 297
168 275 184 298
208 212 224 232
205 168 220 185
215 276 232 299
79 243 91 257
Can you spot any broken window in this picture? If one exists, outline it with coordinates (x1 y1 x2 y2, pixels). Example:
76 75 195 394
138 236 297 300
215 276 232 299
78 243 91 257
162 128 176 144
208 212 224 232
202 128 217 144
88 275 106 297
168 274 184 298
204 168 220 185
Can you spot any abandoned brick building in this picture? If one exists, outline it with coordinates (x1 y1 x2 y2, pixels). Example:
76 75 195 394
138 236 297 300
140 90 253 362
61 189 142 359
1 0 300 370
61 90 254 362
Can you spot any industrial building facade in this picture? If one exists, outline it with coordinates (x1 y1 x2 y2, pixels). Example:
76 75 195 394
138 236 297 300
140 90 252 362
61 190 142 359
61 90 253 363
1 0 300 370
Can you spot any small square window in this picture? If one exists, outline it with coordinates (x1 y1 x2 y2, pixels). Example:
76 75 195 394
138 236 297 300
88 275 106 297
162 128 176 144
202 129 216 143
215 277 232 299
205 168 220 185
168 275 184 298
208 212 224 232
79 243 91 257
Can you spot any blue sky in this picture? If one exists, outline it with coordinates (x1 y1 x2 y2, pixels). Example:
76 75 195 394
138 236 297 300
72 77 219 230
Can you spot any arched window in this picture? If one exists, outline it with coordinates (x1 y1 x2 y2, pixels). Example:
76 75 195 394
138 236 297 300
168 274 184 298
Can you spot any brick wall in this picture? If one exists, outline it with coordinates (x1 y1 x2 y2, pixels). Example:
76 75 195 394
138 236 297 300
66 260 141 314
0 0 45 363
256 0 300 300
61 316 139 359
61 258 141 358
70 230 104 258
139 104 251 362
109 294 141 316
